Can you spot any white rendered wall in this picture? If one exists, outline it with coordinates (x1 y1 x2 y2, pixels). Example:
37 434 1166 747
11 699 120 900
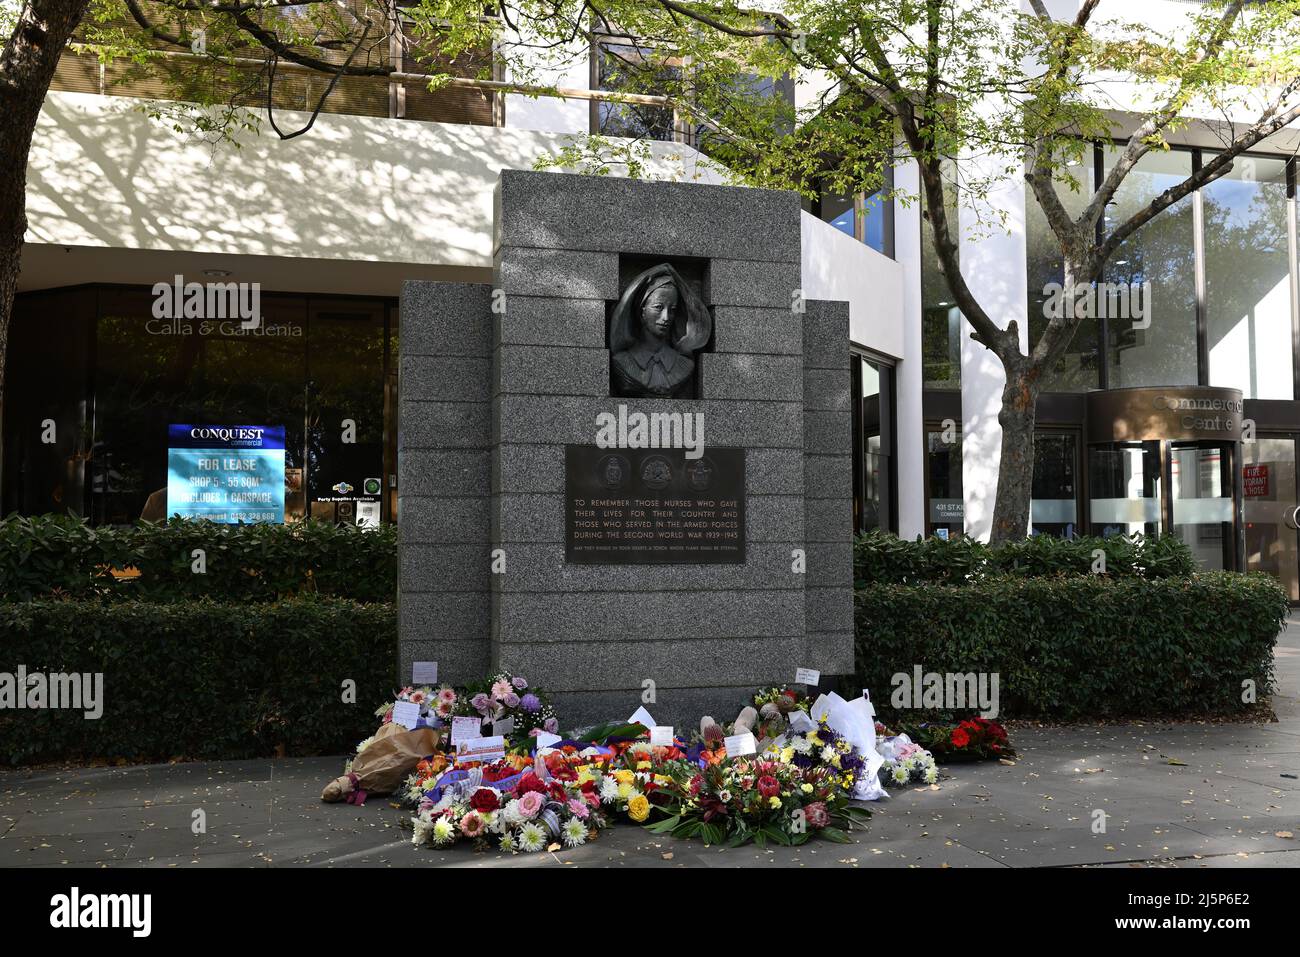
958 153 1029 542
24 91 721 272
800 211 904 360
892 160 926 540
799 208 919 537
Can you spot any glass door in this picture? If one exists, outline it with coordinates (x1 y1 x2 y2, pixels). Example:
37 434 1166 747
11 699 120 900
1243 436 1300 601
925 424 963 539
1031 431 1080 538
853 354 895 533
1168 441 1236 571
1088 440 1163 537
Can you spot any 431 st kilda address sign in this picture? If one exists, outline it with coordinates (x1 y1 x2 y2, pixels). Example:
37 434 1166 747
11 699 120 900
564 446 745 564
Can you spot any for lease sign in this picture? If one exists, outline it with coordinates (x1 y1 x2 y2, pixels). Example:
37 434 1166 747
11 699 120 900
166 424 286 523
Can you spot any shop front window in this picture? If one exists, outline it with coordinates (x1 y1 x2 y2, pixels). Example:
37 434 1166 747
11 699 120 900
1031 432 1079 538
306 300 387 526
91 289 308 525
3 286 394 526
926 425 963 538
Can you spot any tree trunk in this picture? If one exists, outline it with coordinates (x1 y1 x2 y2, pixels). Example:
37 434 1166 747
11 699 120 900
989 357 1039 543
0 0 91 487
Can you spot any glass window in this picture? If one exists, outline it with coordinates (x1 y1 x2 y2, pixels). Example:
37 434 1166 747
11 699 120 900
818 178 893 257
1031 432 1079 538
90 290 308 525
306 300 387 525
861 188 893 257
3 286 395 526
926 425 963 537
594 41 679 141
1204 155 1294 399
1089 440 1162 538
854 356 894 533
0 288 94 516
921 169 961 389
1102 147 1198 388
819 187 855 238
1025 154 1101 392
1243 436 1300 601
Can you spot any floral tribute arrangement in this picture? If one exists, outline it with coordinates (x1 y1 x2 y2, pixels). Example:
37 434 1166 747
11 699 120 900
410 768 609 852
896 717 1015 762
782 715 870 796
456 672 560 741
334 677 1030 853
751 686 810 739
368 672 559 752
643 754 871 847
400 754 527 808
370 684 458 735
879 736 939 787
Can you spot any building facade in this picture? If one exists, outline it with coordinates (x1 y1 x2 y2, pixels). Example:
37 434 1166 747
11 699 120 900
5 0 1300 600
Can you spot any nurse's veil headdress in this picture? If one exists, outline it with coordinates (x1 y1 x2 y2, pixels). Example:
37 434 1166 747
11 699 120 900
609 263 712 354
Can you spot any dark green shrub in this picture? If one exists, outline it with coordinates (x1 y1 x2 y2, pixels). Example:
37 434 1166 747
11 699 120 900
853 529 1196 585
0 597 396 765
853 572 1286 721
0 514 397 603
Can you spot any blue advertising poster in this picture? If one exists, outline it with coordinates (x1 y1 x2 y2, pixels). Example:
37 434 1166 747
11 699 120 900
167 425 286 523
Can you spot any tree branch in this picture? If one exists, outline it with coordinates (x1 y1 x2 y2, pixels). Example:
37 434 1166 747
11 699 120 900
1081 0 1244 232
264 17 372 139
653 0 793 40
1097 84 1300 264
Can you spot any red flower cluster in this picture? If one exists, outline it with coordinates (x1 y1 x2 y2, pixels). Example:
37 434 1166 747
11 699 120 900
515 772 549 795
474 759 524 783
945 717 1011 756
469 788 499 813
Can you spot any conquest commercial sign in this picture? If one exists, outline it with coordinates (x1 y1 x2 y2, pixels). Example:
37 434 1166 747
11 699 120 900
1087 386 1245 443
167 424 286 523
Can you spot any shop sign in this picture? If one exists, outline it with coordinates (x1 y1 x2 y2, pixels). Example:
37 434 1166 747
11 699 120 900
928 498 964 524
1243 464 1270 498
166 424 285 523
1086 386 1244 443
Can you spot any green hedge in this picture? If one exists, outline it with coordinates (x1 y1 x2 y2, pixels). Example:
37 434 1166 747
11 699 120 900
0 598 395 765
0 515 397 603
854 572 1287 721
854 529 1197 585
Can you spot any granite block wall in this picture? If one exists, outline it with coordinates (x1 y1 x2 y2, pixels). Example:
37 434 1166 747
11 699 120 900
397 282 494 684
399 170 855 728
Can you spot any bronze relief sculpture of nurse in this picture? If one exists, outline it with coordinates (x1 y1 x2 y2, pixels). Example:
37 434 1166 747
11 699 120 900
609 263 712 398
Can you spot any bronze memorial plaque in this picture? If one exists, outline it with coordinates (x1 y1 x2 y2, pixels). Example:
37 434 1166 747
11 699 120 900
564 445 745 564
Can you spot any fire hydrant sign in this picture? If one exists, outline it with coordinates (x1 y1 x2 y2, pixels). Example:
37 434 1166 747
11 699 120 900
167 424 286 523
1243 464 1270 498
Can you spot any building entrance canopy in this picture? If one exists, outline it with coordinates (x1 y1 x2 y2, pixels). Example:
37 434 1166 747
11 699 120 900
1086 386 1244 444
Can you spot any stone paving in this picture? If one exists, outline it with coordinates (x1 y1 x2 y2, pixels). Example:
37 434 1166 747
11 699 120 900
3 616 1297 868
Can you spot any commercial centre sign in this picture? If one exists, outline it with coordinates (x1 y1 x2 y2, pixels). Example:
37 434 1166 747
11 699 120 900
1086 386 1245 443
166 425 286 523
